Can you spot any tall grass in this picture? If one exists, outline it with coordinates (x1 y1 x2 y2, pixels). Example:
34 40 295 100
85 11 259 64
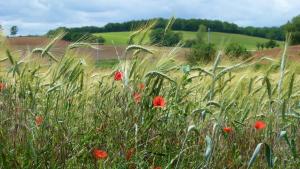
0 24 300 169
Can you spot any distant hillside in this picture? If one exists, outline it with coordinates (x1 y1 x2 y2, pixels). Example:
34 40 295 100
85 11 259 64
94 31 283 50
46 18 285 41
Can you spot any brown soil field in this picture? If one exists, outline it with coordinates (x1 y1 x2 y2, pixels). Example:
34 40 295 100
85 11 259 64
253 45 300 61
5 37 300 62
5 37 126 60
5 37 189 61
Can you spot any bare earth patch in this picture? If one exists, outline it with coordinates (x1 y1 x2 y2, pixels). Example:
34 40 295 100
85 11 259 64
253 45 300 61
6 36 125 60
6 37 300 62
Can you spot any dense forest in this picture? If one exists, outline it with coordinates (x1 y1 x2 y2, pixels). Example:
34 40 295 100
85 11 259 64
47 18 286 41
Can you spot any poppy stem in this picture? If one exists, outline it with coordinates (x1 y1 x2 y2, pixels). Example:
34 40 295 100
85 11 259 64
98 160 104 169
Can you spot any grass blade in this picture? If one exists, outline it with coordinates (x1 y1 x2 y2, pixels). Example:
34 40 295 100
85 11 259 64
247 143 263 169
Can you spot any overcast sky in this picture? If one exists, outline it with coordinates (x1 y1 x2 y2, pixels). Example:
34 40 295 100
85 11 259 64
1 0 300 35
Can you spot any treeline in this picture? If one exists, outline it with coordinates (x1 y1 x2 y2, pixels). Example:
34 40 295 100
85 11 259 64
47 27 105 43
47 18 285 41
283 15 300 45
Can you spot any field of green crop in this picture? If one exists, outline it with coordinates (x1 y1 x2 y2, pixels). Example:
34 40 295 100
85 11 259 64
1 30 300 169
94 31 283 50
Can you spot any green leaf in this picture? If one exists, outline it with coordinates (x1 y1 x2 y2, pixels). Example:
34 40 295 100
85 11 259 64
278 131 287 139
206 101 221 108
278 34 290 98
125 45 154 55
281 99 287 120
190 67 213 77
264 144 274 168
287 73 295 99
0 57 8 62
247 143 274 169
204 135 213 161
164 16 176 35
145 71 176 84
181 65 191 74
264 77 272 100
247 143 263 169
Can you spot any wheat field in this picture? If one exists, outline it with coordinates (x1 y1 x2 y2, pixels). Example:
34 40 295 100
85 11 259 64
0 26 300 169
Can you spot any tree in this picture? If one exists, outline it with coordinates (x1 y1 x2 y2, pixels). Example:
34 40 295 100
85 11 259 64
264 39 279 48
10 26 18 36
46 27 105 43
149 28 164 45
284 15 300 45
187 43 216 64
149 28 182 47
46 27 68 38
163 31 182 46
184 39 197 47
196 25 206 44
225 43 251 58
260 43 265 50
256 43 261 50
184 24 206 47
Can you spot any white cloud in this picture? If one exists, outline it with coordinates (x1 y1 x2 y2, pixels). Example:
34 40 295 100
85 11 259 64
0 0 299 35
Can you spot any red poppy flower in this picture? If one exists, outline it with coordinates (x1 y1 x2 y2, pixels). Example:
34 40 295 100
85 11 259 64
223 127 232 133
114 71 123 81
0 83 6 91
153 96 166 108
254 121 266 130
93 149 108 160
126 148 135 161
133 93 141 103
35 116 43 126
139 83 145 90
153 167 162 169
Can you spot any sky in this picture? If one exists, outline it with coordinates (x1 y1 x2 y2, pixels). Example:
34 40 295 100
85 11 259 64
0 0 300 35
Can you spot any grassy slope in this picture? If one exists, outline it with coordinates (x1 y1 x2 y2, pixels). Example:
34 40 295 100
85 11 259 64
94 31 283 50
